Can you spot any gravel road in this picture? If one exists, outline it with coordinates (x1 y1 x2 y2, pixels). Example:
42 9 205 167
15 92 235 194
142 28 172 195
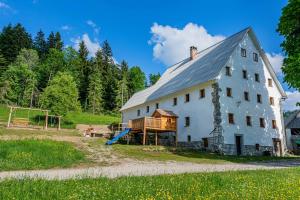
0 160 299 180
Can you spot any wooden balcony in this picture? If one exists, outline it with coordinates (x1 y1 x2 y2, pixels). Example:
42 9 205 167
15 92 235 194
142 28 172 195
128 116 177 132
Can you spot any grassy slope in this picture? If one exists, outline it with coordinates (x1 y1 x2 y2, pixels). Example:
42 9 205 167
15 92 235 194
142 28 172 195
0 104 120 128
0 168 299 199
0 139 85 170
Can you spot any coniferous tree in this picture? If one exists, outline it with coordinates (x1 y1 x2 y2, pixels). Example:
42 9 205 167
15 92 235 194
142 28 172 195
116 60 129 108
78 41 90 110
101 41 118 111
33 30 48 60
88 53 103 114
47 32 56 50
0 52 7 77
54 32 63 51
0 23 32 63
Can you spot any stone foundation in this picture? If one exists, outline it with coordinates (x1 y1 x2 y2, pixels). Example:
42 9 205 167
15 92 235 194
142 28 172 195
222 144 274 156
177 141 202 149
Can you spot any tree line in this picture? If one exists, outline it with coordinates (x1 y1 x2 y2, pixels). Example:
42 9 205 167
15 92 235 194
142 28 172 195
0 23 161 115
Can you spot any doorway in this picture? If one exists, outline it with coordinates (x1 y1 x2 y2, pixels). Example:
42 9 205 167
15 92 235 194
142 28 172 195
235 135 242 156
273 138 282 156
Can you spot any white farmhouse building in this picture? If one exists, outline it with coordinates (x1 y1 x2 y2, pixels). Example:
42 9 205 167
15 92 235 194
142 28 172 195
120 27 287 156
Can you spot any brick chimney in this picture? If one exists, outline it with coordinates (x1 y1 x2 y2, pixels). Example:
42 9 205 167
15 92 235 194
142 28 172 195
190 46 197 60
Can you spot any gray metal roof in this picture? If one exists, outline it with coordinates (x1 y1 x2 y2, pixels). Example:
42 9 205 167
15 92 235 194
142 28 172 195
121 27 285 111
285 110 300 128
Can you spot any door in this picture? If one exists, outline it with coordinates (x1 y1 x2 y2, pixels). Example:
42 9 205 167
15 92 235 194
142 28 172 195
273 139 282 156
236 136 242 156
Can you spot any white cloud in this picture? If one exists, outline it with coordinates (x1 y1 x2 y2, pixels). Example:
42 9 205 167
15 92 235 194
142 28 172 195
0 2 9 9
86 20 100 34
266 53 284 75
283 91 300 111
149 23 225 66
61 25 71 31
72 33 100 57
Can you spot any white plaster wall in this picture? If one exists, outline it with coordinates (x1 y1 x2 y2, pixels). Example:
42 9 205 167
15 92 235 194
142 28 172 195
217 33 284 147
122 82 215 142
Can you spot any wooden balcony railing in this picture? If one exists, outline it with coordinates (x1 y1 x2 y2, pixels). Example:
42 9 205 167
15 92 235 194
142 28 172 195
129 117 176 132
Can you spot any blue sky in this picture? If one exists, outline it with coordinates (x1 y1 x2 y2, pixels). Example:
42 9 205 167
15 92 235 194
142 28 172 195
0 0 299 110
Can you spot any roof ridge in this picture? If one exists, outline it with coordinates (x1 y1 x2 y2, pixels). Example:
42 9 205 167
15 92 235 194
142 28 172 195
166 27 250 69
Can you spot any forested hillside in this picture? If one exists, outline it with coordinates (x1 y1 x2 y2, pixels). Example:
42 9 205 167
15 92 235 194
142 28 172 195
0 23 161 116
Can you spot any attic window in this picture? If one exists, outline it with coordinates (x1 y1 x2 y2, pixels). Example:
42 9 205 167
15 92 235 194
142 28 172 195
253 52 258 62
269 97 274 105
241 48 247 57
225 66 232 76
137 109 141 116
185 94 190 103
155 103 159 109
146 106 149 113
268 78 273 87
200 89 205 98
173 97 177 106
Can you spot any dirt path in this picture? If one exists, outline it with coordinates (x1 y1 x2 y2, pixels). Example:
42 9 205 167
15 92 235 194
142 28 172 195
0 160 299 180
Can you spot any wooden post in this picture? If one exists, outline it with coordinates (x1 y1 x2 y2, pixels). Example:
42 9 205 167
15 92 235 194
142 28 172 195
57 116 61 130
155 131 158 146
143 117 147 145
45 111 48 130
7 107 13 128
175 130 178 147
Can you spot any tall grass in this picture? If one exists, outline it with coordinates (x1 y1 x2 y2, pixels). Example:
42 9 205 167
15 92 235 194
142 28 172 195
0 168 299 199
0 139 85 170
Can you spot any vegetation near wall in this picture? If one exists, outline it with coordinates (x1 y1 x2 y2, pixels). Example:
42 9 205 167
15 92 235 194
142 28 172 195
0 23 161 117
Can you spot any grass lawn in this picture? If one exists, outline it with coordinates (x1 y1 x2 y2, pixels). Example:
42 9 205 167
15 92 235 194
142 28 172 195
112 143 300 164
0 168 299 199
0 139 85 171
0 126 81 137
0 104 121 129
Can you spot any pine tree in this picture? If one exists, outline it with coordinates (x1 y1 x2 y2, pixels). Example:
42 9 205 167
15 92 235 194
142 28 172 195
0 53 7 77
33 29 48 60
116 60 129 108
0 23 33 64
102 40 113 63
54 32 63 51
87 65 103 114
100 41 118 111
47 32 56 50
78 41 90 110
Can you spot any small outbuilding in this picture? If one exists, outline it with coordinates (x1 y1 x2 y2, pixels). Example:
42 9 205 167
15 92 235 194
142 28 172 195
285 110 300 154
